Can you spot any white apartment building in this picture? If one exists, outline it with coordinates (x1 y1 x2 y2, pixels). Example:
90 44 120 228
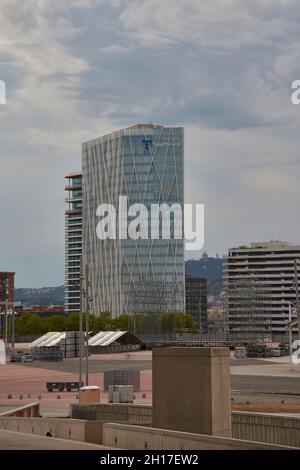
224 241 300 341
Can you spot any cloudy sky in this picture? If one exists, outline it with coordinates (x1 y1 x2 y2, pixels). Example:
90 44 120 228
0 0 300 287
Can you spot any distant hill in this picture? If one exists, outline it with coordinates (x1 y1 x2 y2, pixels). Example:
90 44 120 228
14 286 64 306
14 256 224 307
185 255 224 301
185 254 224 281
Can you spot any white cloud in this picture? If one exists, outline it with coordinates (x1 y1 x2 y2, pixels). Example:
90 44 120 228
120 0 300 49
0 0 300 285
185 124 300 258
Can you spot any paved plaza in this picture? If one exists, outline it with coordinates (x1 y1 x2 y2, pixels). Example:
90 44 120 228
1 350 300 416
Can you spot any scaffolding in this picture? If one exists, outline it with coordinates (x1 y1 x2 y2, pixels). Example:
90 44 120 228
133 280 177 314
225 275 273 343
128 279 179 334
0 272 15 347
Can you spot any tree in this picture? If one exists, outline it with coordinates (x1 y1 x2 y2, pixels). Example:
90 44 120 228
14 310 199 337
160 312 199 333
160 312 178 333
26 315 44 335
111 314 131 331
47 315 66 332
15 313 44 336
65 312 80 331
93 311 112 332
134 314 147 334
183 313 199 332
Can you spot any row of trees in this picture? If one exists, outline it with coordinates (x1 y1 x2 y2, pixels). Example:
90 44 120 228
15 311 199 336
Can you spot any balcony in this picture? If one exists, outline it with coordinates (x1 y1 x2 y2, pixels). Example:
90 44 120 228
65 185 82 191
65 197 82 204
65 210 82 216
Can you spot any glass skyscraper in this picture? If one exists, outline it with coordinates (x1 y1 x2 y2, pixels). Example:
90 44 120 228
82 124 185 317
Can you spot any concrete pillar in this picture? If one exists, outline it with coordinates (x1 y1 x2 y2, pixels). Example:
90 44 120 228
152 347 231 437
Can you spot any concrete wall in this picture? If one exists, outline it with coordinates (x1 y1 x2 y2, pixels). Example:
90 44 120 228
0 417 103 444
102 423 291 450
71 403 152 423
232 412 300 448
70 403 300 449
1 411 299 448
232 393 300 405
152 347 231 437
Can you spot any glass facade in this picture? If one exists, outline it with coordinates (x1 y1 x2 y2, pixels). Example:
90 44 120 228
82 125 185 316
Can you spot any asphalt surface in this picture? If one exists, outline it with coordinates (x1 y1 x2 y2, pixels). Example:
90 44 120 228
13 357 300 395
231 375 300 395
19 358 266 373
22 360 152 374
0 430 113 450
20 359 152 373
230 359 273 366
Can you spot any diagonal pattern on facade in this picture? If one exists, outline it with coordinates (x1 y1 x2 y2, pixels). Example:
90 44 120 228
82 124 185 316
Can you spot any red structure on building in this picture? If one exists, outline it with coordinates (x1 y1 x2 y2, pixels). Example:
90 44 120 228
0 272 15 344
0 272 14 309
18 306 65 316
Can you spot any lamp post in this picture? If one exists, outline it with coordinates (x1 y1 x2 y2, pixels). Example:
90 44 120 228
79 256 83 388
294 260 300 341
288 301 293 369
85 263 90 386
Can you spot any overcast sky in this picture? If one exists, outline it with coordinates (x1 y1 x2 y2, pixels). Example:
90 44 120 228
0 0 300 287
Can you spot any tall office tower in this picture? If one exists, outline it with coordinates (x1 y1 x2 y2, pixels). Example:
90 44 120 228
185 276 208 332
224 241 300 341
82 124 185 317
64 172 82 313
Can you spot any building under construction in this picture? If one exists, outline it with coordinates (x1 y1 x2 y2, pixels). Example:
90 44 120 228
185 276 208 332
0 272 15 344
224 241 300 342
131 279 179 334
224 276 273 342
